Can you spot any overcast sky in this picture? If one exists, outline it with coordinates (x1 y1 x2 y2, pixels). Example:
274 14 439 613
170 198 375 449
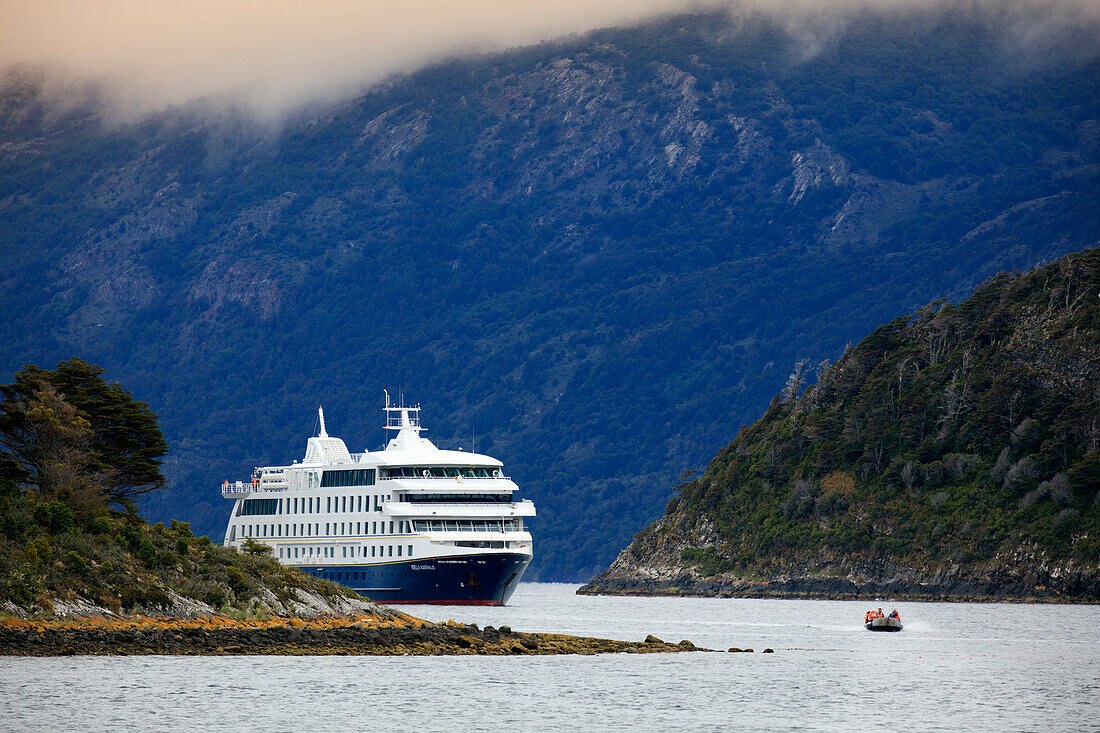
2 1 1097 118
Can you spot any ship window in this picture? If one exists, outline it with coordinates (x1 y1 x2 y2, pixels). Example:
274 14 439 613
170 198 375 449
356 522 361 534
388 545 393 557
405 493 511 503
321 469 377 488
238 498 279 516
397 545 402 557
343 547 347 558
389 521 394 534
371 546 375 557
325 523 330 534
315 523 319 535
358 496 362 512
408 545 412 557
326 497 331 512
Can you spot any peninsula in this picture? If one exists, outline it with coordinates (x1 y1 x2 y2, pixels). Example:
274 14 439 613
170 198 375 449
581 248 1100 602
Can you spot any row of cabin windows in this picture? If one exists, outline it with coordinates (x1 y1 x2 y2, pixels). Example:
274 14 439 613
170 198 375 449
320 468 376 487
277 545 413 560
411 519 522 532
381 466 502 479
404 493 512 503
239 520 410 539
238 494 388 517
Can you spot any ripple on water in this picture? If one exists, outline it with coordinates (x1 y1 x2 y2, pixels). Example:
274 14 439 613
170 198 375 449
2 584 1099 732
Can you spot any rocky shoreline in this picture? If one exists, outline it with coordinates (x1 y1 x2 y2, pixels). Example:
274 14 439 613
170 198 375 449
579 569 1100 603
0 614 707 656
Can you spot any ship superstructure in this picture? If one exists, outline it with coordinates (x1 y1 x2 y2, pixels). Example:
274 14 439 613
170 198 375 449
222 393 534 605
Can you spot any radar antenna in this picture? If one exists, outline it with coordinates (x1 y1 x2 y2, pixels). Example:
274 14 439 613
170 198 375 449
382 388 422 434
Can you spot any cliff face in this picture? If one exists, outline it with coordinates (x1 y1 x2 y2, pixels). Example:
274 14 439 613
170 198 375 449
2 10 1100 580
581 248 1100 601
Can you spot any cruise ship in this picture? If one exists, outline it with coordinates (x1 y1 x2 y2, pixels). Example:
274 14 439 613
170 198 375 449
221 394 535 605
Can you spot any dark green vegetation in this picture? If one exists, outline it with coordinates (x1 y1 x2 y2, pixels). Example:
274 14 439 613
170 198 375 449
0 483 345 615
0 365 357 615
2 8 1099 579
585 249 1100 600
0 358 168 504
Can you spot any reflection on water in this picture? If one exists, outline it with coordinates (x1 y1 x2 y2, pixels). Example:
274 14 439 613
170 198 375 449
2 583 1098 732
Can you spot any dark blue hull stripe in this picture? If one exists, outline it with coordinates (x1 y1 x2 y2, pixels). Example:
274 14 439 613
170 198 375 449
295 552 531 605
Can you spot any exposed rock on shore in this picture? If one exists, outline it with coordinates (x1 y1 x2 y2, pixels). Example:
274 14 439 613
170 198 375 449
0 614 702 656
579 552 1100 603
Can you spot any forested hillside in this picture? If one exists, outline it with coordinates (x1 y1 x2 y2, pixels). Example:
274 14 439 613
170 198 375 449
582 248 1100 600
2 9 1098 579
0 361 366 616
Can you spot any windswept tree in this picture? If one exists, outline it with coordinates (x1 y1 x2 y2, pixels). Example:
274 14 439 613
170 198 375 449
0 379 92 498
0 359 168 504
782 358 811 404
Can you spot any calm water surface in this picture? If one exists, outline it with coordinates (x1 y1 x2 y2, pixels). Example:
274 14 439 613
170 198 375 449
2 583 1097 732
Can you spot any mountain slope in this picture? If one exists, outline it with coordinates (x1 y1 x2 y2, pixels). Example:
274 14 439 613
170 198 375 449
581 247 1100 601
1 9 1099 579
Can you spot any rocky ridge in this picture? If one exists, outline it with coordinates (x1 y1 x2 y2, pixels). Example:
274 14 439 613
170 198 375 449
581 248 1100 602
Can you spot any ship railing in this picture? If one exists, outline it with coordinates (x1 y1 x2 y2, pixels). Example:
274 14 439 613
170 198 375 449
221 480 287 497
397 501 532 508
415 525 529 533
378 475 511 481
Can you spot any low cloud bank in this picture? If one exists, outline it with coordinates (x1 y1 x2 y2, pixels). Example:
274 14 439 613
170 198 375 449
2 0 1098 119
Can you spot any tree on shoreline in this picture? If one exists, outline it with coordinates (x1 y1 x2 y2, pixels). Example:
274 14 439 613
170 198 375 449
0 358 168 506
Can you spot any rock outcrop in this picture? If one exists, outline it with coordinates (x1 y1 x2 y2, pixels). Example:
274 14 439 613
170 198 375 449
0 614 703 656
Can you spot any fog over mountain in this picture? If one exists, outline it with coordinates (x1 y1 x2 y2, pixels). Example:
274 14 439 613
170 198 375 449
3 0 1099 118
2 4 1098 579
